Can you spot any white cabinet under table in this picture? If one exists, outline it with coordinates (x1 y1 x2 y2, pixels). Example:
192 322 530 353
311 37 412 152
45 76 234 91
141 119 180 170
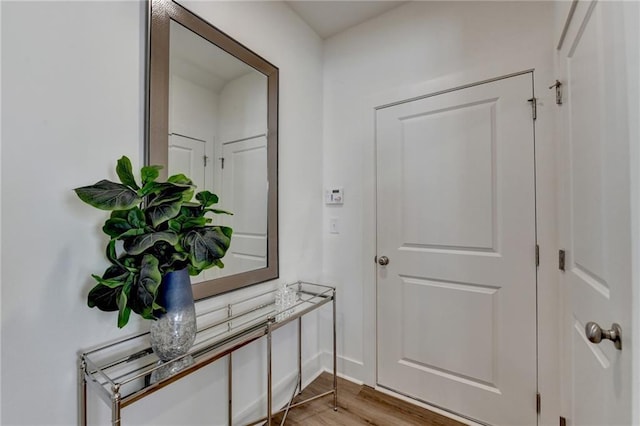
79 282 337 425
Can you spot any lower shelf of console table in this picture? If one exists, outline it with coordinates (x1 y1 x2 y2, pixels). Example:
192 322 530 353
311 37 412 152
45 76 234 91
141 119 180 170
79 281 337 426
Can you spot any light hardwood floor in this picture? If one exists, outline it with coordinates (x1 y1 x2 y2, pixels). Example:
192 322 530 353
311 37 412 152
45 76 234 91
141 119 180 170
270 372 466 426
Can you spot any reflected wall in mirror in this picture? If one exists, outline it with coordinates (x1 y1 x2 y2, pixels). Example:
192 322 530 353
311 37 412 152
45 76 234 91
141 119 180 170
149 0 279 300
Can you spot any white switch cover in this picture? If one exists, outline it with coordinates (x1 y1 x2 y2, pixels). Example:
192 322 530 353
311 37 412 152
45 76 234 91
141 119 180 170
329 217 339 234
325 187 344 205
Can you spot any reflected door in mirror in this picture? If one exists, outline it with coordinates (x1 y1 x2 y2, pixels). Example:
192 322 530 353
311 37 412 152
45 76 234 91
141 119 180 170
168 19 269 283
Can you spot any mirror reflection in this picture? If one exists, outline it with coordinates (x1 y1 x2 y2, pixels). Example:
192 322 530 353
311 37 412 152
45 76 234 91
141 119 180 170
149 0 279 299
168 20 268 283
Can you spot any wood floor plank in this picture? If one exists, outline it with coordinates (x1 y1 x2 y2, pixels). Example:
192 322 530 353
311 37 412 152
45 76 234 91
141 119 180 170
270 372 466 426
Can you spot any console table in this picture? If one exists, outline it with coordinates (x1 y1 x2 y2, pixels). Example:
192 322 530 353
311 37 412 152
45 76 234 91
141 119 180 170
79 281 337 426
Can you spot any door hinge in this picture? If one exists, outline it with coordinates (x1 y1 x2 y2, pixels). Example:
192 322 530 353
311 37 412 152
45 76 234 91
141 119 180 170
559 249 566 271
536 392 541 414
535 245 540 267
219 157 225 169
527 97 538 120
203 155 208 167
559 416 566 426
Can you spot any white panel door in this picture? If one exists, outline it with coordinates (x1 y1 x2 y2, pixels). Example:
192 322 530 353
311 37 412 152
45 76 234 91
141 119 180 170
219 135 268 276
376 73 537 425
168 134 208 283
168 134 206 191
558 2 634 425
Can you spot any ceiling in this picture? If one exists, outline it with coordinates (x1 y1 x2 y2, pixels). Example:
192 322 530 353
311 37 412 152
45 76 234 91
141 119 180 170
285 1 409 39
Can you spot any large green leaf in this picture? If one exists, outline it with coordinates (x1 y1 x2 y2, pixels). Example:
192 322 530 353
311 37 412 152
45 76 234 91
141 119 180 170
102 218 132 238
169 216 209 233
167 174 193 185
117 278 133 328
140 181 192 199
146 201 182 227
167 174 195 203
182 226 232 269
75 180 142 211
178 205 202 219
123 231 179 255
103 264 128 279
105 240 119 264
116 156 139 190
104 208 148 239
141 165 162 185
181 188 195 203
127 207 146 228
188 258 224 276
139 255 161 297
91 274 127 288
147 182 194 208
167 219 182 233
147 190 185 208
138 181 162 197
165 251 189 270
88 283 121 311
196 191 218 207
110 210 129 219
130 255 161 319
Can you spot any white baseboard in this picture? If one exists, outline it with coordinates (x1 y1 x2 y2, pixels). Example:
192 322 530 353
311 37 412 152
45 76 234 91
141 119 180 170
320 350 365 382
315 361 484 426
374 385 485 426
232 353 323 425
232 350 482 426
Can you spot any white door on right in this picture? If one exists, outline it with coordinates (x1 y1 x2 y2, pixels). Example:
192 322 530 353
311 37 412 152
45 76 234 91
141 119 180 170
558 1 635 425
219 135 268 276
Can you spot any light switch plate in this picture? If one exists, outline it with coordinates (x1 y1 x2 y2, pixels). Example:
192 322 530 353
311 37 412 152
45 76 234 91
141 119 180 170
329 217 339 234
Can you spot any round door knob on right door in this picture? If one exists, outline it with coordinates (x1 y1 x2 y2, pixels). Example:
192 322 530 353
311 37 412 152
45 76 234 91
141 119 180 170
378 256 389 266
585 321 622 350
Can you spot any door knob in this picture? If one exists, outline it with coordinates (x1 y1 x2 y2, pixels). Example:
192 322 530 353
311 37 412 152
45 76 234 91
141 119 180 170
585 322 622 350
378 256 389 266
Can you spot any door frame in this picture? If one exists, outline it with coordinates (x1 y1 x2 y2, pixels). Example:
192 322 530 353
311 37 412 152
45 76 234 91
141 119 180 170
359 65 560 425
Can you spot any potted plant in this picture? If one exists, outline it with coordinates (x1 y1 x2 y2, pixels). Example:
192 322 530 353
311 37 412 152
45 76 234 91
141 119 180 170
74 156 232 360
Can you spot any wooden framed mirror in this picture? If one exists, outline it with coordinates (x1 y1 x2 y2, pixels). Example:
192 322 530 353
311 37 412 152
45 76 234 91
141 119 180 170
147 0 279 300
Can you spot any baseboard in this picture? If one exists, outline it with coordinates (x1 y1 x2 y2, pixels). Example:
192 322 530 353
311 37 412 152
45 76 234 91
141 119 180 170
320 350 365 382
231 351 480 426
311 364 484 426
232 353 323 425
374 385 485 426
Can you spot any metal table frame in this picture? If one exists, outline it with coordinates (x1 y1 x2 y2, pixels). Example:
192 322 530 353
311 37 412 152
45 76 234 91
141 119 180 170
79 281 337 426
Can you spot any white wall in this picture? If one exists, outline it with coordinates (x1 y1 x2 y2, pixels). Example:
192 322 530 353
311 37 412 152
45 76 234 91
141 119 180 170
218 72 268 144
1 1 324 424
321 2 559 424
170 74 218 144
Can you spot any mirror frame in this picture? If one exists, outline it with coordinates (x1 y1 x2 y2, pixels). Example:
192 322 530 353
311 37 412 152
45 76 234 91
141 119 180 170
147 0 279 300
